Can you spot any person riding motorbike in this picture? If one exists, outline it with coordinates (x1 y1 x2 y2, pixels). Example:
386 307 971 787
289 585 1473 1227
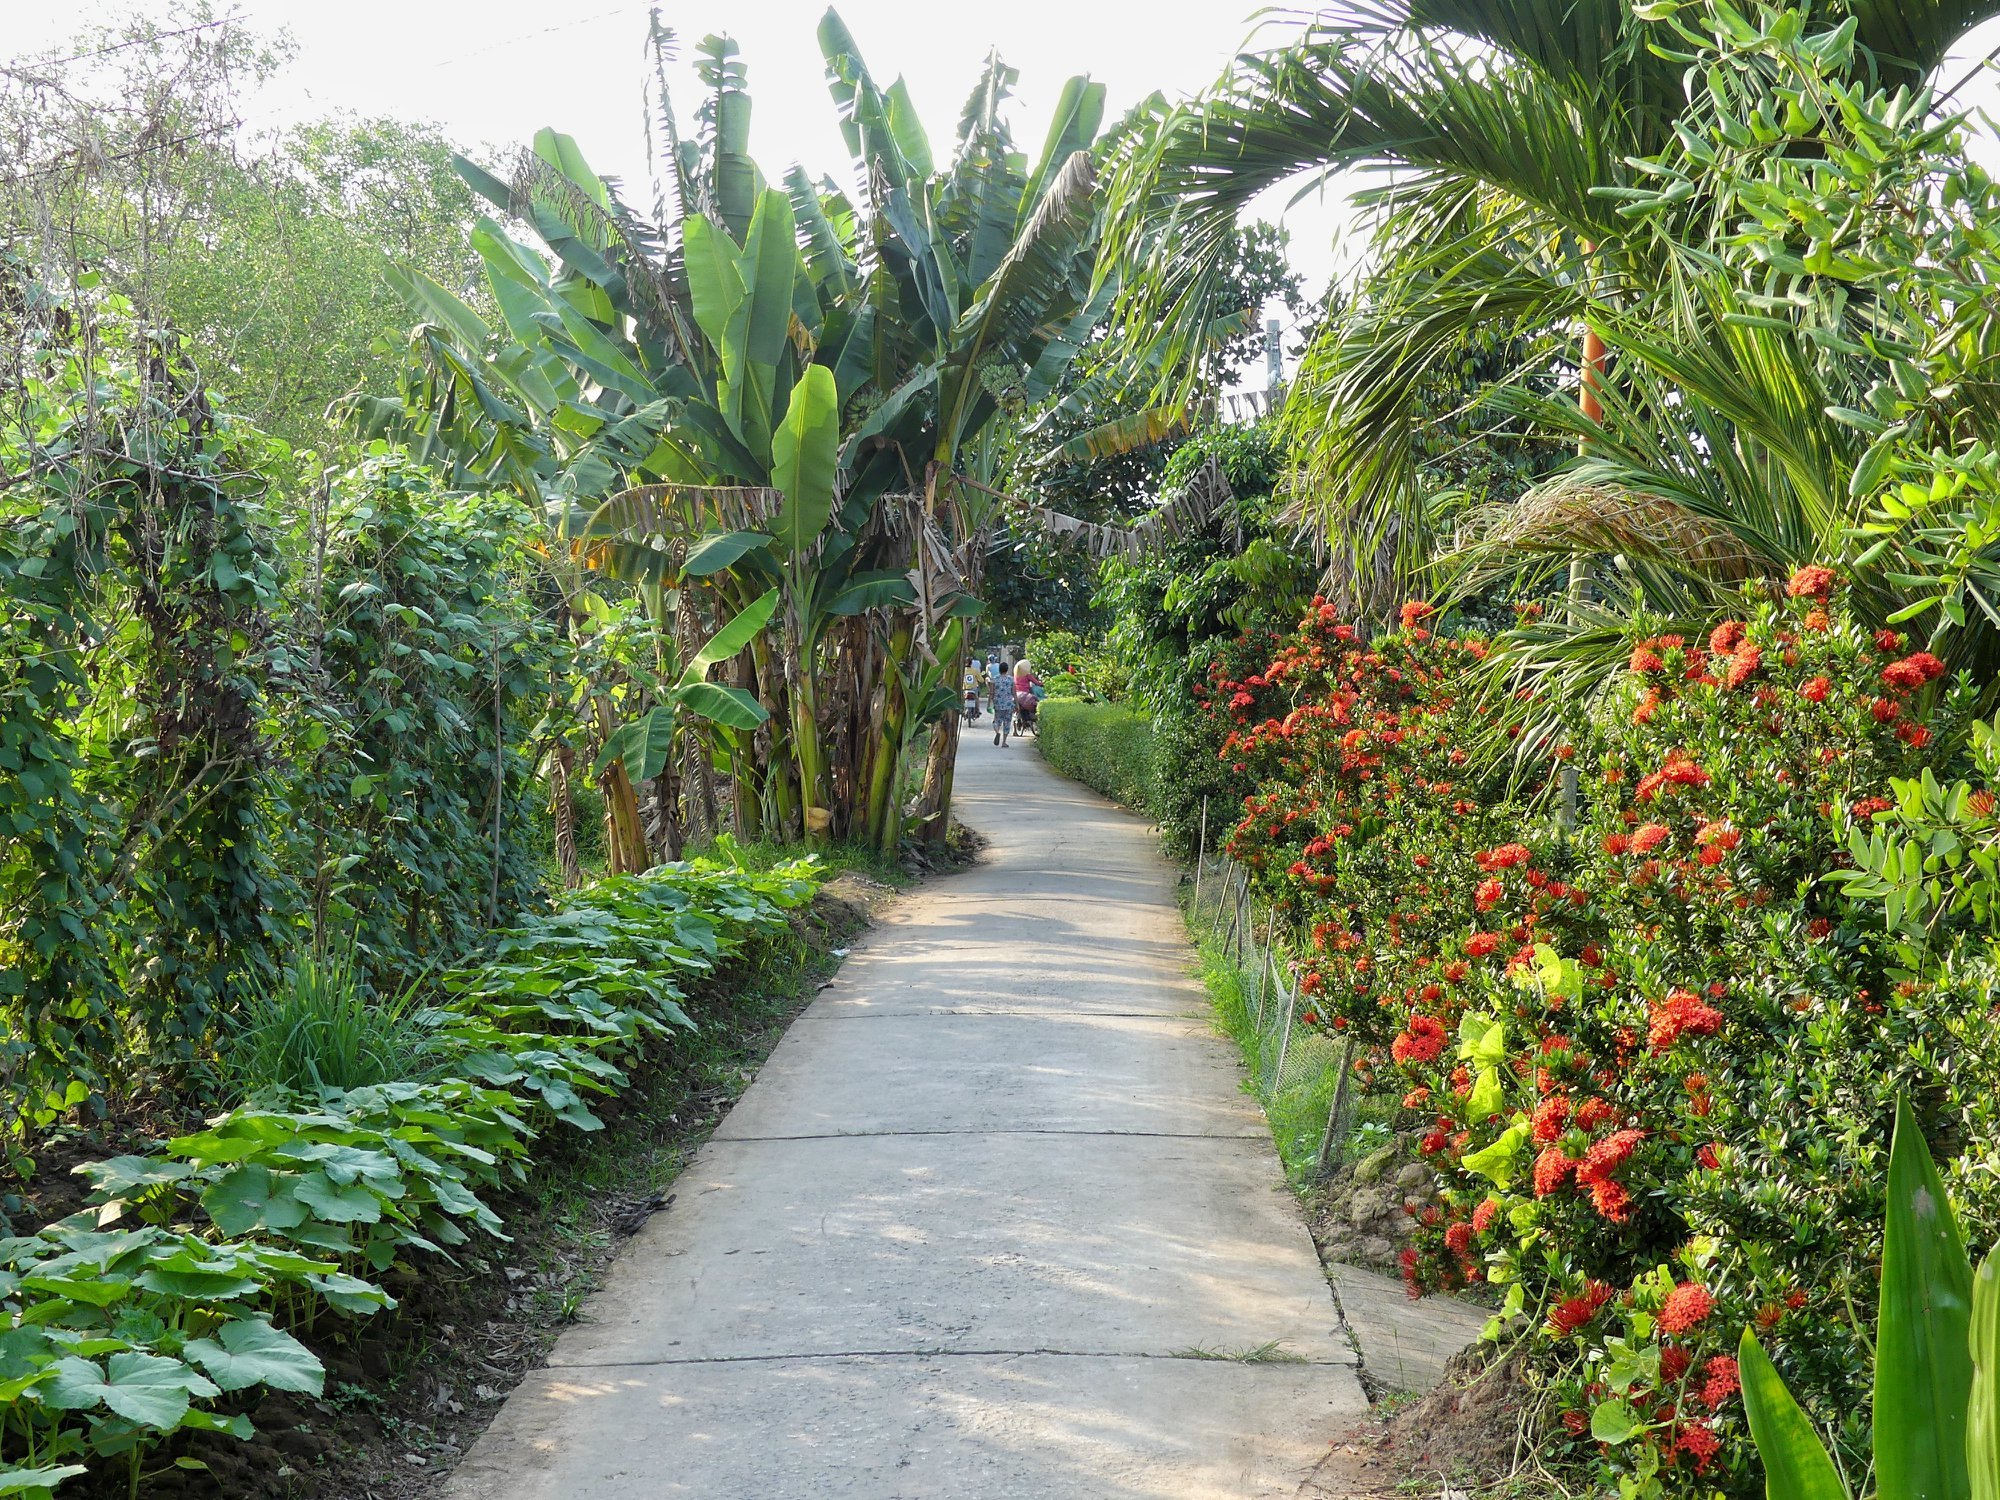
1012 661 1044 735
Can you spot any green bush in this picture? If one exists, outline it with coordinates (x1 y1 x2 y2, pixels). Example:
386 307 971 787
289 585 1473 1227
1036 701 1158 814
1024 628 1124 702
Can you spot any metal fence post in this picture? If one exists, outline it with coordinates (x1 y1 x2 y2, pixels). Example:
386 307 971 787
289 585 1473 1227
1271 963 1299 1091
1252 909 1275 1030
1314 1037 1359 1178
1193 795 1208 912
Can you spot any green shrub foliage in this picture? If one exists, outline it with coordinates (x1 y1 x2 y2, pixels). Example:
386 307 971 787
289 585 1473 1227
1035 702 1159 814
1168 574 2000 1494
0 858 818 1490
0 313 555 1118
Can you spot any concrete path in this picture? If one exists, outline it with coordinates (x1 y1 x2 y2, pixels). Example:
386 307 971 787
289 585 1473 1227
1325 1263 1489 1394
445 728 1365 1499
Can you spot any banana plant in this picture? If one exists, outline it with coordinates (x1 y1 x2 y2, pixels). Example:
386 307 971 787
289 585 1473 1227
1739 1095 1999 1499
372 12 1118 857
593 587 777 786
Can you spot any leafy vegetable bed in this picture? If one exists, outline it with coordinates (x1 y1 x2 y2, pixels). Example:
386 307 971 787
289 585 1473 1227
0 860 818 1498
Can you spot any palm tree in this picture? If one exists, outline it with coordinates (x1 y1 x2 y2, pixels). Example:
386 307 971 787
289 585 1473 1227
1103 0 2000 621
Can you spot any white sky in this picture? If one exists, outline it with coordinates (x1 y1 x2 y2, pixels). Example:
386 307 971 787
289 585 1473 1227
12 0 2000 375
8 0 1359 367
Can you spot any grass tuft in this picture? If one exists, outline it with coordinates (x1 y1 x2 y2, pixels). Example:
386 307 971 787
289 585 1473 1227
218 946 441 1103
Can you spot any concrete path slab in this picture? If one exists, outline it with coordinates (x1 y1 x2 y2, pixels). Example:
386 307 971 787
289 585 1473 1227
447 1355 1356 1500
1325 1262 1490 1394
546 1132 1350 1366
447 729 1366 1498
717 1011 1266 1139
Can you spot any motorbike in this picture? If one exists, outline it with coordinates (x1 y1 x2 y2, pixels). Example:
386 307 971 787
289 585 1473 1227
962 687 981 725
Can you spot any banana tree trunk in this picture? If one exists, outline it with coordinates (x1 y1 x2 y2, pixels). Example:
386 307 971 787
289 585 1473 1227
915 709 958 850
588 691 651 874
550 742 584 888
785 603 832 844
862 618 914 857
599 758 651 874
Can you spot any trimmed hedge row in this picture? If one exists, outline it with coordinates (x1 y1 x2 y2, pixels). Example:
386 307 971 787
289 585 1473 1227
1035 701 1159 814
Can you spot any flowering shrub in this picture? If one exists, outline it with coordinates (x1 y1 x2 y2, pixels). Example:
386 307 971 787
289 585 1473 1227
1189 571 2000 1495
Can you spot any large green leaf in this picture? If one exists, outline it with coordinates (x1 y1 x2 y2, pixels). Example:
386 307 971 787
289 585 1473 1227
533 127 613 216
682 589 780 683
770 366 839 554
825 570 918 616
596 706 676 784
1972 1249 2000 1500
184 1317 325 1396
47 1352 217 1432
731 188 804 457
1738 1330 1846 1500
1878 1094 1975 1500
682 214 746 360
682 530 771 577
677 681 769 731
0 1465 89 1497
1021 74 1106 220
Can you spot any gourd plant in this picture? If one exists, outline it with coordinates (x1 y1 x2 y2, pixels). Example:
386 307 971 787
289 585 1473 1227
1739 1095 2000 1498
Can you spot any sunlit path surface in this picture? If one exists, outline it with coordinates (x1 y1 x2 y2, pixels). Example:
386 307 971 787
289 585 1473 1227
446 729 1364 1498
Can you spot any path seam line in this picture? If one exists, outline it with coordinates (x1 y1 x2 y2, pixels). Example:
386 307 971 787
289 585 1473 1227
543 1346 1358 1371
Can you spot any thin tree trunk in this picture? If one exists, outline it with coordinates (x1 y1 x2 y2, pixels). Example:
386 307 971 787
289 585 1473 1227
551 744 584 889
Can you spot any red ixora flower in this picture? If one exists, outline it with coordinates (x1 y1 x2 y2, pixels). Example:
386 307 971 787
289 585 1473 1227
1531 1094 1572 1144
1475 877 1504 912
1547 1280 1613 1335
1477 842 1532 871
1709 620 1747 655
1400 600 1435 629
1800 675 1832 703
1472 1198 1502 1233
1533 1145 1576 1197
1635 754 1711 801
1464 930 1503 958
1630 823 1671 855
1725 642 1762 690
1391 1014 1448 1066
1658 1281 1716 1334
1700 1355 1741 1409
1647 988 1725 1052
1882 651 1949 690
1787 564 1838 599
1678 1422 1722 1471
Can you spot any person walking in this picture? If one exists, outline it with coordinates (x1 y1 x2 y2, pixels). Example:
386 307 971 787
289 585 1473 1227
990 660 1017 748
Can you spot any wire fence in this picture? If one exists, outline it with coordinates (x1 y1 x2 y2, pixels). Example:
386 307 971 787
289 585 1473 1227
1187 795 1359 1180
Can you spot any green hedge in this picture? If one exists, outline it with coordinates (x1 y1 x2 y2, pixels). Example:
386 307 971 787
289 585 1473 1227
1035 701 1158 814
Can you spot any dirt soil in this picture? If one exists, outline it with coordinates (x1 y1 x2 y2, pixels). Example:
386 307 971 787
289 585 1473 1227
73 874 893 1500
1297 1348 1542 1499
